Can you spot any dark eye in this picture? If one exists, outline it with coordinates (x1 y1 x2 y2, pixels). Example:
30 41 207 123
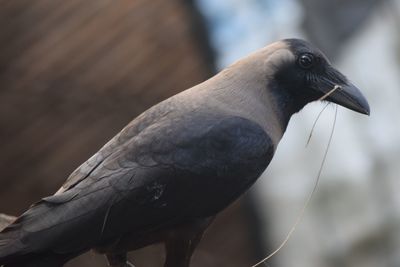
298 53 314 69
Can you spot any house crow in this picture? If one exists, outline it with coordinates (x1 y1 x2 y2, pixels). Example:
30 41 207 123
0 39 369 267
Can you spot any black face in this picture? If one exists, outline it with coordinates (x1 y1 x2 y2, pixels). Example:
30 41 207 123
274 38 369 115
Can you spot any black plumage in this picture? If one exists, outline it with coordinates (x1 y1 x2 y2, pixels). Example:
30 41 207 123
0 39 369 267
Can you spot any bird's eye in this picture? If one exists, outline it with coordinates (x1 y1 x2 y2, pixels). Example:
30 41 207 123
298 53 314 69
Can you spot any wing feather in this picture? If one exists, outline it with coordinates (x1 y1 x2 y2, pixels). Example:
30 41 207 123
0 113 273 260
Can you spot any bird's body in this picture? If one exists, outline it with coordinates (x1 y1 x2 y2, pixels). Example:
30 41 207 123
0 39 369 267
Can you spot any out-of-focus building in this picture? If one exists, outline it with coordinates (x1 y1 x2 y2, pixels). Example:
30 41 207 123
0 0 212 213
0 1 261 266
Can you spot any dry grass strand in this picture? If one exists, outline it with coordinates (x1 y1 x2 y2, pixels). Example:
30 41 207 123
250 85 340 267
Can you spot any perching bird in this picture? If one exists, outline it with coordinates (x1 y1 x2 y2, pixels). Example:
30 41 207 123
0 39 369 267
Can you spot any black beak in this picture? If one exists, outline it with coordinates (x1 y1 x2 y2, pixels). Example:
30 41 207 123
325 82 370 115
316 66 370 115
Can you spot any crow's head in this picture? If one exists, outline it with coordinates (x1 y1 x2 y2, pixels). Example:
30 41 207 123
264 38 370 115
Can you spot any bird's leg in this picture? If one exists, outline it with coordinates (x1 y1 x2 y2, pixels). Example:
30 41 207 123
106 252 135 267
164 217 213 267
164 237 194 267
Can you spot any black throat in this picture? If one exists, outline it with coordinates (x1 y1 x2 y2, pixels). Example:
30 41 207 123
267 80 315 131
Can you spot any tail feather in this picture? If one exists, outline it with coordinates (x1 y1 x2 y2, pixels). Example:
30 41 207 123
1 187 111 266
0 223 28 264
0 214 15 232
0 227 76 266
0 252 74 267
0 193 95 266
0 213 25 260
0 209 66 265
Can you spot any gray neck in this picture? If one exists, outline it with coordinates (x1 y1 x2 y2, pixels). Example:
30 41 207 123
189 64 294 148
180 43 297 147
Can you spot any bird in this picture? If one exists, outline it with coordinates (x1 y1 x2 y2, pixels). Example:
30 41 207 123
0 38 369 267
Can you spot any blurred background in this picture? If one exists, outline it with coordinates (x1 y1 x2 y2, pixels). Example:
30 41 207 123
0 0 399 266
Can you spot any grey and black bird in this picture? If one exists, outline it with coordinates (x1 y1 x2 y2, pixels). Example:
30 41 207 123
0 39 369 267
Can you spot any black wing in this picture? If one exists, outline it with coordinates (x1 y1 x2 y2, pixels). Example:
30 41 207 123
0 112 274 260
